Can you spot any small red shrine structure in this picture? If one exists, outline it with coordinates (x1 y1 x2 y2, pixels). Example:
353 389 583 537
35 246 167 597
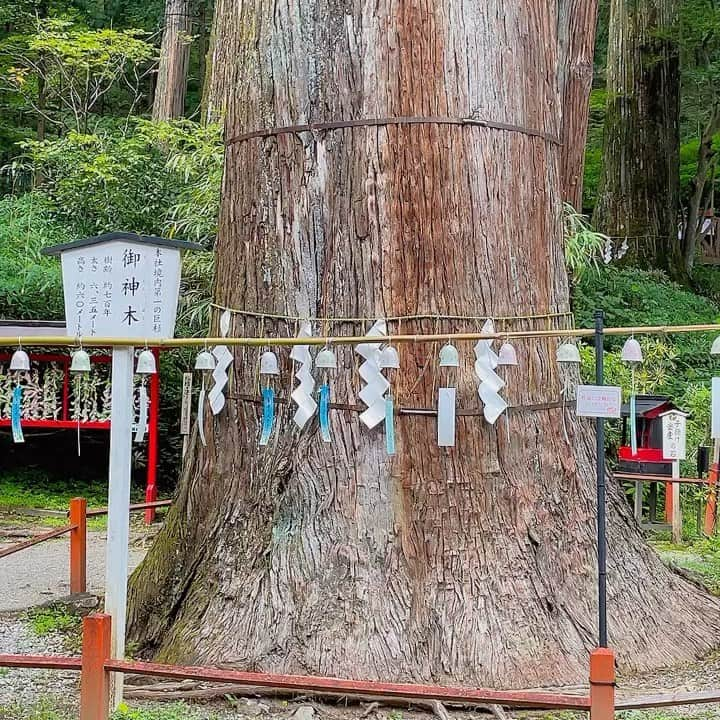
0 320 160 522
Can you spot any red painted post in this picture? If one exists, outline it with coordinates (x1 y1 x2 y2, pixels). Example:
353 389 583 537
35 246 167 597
80 613 112 720
665 482 674 522
589 647 615 720
144 347 160 525
69 497 87 594
705 462 718 536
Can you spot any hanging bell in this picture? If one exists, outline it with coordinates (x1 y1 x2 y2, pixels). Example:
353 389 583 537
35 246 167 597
556 342 581 364
497 342 518 366
195 350 216 371
439 343 460 367
378 345 400 369
621 337 643 363
711 335 720 355
260 350 280 375
136 349 157 375
315 347 337 369
10 349 30 371
70 349 91 373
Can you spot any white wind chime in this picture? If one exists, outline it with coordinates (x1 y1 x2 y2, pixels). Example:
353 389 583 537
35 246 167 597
190 315 526 452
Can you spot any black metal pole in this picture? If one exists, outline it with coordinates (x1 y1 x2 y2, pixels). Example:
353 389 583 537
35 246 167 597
594 309 608 648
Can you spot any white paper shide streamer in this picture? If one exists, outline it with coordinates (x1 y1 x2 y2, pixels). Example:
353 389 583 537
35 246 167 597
208 310 233 416
356 320 389 428
290 322 317 428
474 319 507 424
134 384 148 443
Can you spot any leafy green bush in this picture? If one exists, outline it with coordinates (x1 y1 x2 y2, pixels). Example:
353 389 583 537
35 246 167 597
0 192 65 319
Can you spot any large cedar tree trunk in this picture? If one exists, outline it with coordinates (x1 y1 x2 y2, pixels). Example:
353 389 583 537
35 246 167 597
558 0 600 209
152 0 192 121
129 1 720 688
593 0 682 272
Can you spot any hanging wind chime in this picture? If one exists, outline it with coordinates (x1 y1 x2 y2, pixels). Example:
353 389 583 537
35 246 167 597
556 340 581 443
134 348 157 443
438 342 460 447
621 336 644 456
69 345 91 454
496 337 519 443
378 344 400 455
259 350 280 446
194 347 216 446
9 344 29 444
315 344 337 443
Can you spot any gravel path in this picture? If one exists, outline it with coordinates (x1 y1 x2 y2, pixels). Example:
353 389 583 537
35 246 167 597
0 529 147 612
0 612 79 710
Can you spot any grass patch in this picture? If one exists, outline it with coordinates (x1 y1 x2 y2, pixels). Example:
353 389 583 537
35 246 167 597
112 703 225 719
24 604 83 653
0 697 73 719
652 535 720 595
0 468 108 512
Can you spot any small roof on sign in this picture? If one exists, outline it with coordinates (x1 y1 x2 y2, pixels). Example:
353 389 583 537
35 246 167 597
40 231 204 256
659 409 690 418
0 319 66 337
620 394 675 419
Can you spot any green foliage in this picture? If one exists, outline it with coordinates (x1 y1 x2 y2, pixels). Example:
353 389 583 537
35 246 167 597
0 192 65 319
5 19 155 133
112 703 224 720
25 605 81 638
22 119 222 242
0 698 73 720
563 203 608 281
0 467 107 511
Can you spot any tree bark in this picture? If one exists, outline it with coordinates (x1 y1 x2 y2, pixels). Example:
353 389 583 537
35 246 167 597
683 104 720 277
592 0 681 273
558 0 600 209
129 1 720 689
152 0 192 121
198 0 227 124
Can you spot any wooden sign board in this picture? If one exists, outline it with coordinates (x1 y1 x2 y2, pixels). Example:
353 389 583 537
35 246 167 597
712 377 720 439
661 410 688 461
575 385 622 418
180 372 193 435
60 241 182 339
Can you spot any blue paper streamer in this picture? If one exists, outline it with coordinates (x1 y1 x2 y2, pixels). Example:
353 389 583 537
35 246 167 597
385 394 396 455
319 384 331 443
259 386 275 446
11 386 23 444
630 393 638 456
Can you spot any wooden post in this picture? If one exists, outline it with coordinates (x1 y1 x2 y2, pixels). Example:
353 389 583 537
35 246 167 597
105 345 134 708
705 455 719 536
672 461 682 544
69 497 87 594
589 647 615 720
80 613 112 720
144 347 161 525
633 480 643 524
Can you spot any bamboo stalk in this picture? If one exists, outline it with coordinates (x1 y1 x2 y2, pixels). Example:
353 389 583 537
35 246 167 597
0 322 719 349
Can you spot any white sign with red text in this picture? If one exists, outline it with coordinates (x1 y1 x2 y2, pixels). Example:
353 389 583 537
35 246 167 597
576 385 622 418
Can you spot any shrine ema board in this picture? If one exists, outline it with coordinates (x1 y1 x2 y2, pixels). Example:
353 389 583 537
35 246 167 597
43 232 202 340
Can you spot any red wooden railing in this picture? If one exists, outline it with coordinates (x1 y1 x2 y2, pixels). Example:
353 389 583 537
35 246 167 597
0 497 172 594
1 613 616 720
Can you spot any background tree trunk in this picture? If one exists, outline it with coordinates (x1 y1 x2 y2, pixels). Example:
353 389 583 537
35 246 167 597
198 0 227 124
593 0 681 274
152 0 192 121
558 0 600 209
129 0 720 689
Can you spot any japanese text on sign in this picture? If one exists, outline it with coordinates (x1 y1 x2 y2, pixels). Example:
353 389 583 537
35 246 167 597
662 411 687 460
60 241 181 339
575 385 622 418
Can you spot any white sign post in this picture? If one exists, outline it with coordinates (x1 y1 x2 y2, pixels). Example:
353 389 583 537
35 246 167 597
660 409 688 544
575 385 623 418
43 232 199 709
